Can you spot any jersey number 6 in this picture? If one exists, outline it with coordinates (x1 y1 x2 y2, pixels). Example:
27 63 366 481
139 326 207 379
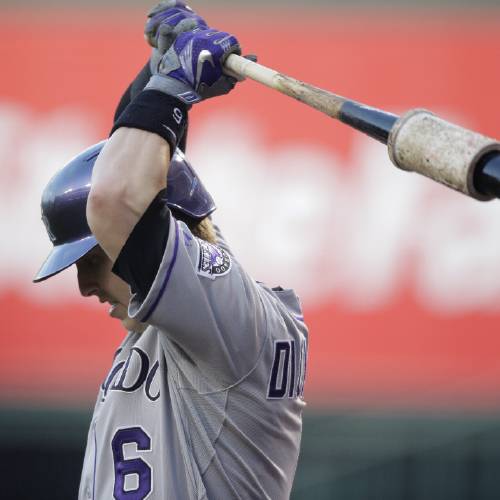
112 427 152 499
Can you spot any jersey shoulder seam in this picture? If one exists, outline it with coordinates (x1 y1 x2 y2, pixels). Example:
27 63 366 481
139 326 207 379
186 288 272 395
199 391 230 476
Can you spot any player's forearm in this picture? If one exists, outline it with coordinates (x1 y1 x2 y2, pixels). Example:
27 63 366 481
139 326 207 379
89 16 241 263
87 128 171 262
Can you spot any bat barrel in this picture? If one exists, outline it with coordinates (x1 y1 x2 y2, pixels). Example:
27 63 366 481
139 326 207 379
388 110 500 201
474 152 500 199
338 101 399 144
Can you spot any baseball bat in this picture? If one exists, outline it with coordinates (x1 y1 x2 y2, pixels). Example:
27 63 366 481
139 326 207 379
224 54 500 202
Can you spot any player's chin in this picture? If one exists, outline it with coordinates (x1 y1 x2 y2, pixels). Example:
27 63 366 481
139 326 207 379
109 303 127 319
108 303 146 332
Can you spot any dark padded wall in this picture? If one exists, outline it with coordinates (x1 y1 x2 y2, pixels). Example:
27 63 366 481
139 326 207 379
2 409 500 500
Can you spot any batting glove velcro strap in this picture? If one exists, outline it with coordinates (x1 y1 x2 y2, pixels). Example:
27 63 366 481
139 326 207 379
146 74 201 105
111 90 188 153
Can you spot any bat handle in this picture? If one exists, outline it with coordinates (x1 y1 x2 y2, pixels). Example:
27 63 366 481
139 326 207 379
225 54 347 118
224 53 278 87
225 54 398 143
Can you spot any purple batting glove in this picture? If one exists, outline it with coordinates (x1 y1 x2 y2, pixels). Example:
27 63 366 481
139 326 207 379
145 1 208 54
146 28 241 105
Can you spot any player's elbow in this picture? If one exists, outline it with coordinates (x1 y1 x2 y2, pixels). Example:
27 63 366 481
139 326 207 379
86 170 165 257
86 181 142 261
86 129 169 256
86 185 121 240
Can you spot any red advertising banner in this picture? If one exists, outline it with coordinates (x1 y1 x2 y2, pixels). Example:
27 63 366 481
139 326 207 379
1 9 500 409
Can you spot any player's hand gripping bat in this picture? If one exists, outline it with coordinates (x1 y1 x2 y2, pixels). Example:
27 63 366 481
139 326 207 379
224 54 500 202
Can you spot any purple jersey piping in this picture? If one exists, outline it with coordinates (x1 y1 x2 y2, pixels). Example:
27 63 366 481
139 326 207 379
142 221 180 322
92 422 97 500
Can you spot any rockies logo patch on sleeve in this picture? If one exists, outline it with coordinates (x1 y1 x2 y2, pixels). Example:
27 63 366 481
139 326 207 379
196 239 232 279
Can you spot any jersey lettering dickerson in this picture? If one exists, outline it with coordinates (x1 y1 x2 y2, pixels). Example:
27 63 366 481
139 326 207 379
78 216 309 500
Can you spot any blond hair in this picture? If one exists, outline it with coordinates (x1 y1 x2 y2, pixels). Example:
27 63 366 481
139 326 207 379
188 217 217 244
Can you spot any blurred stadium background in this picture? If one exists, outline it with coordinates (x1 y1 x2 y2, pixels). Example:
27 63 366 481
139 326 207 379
1 0 500 498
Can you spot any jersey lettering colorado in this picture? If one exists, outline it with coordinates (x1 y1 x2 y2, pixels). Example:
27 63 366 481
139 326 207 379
78 214 308 500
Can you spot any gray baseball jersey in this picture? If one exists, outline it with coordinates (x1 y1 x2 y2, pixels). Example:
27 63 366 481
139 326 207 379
78 214 308 500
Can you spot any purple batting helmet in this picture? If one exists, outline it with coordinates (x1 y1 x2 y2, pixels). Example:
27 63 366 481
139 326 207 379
33 140 215 282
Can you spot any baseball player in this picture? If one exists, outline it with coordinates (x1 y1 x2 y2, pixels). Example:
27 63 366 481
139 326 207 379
34 2 308 499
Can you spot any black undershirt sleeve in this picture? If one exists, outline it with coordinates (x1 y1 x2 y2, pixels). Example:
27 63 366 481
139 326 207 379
113 62 152 123
112 195 171 299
